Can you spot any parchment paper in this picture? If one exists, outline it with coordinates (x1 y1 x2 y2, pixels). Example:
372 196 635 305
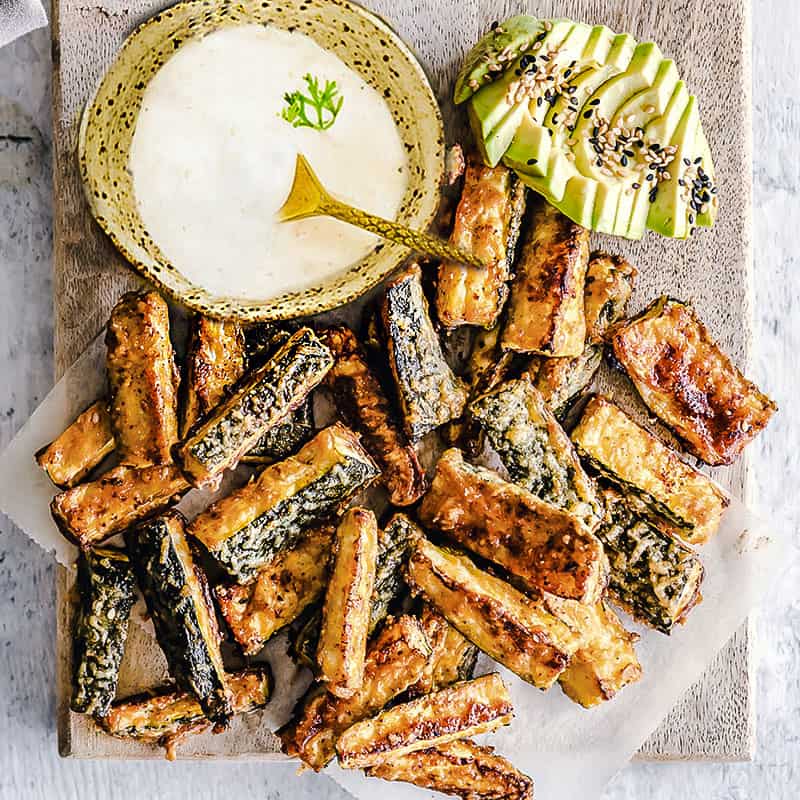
0 334 790 800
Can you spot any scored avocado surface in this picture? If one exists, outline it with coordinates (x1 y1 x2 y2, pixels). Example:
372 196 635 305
455 17 718 239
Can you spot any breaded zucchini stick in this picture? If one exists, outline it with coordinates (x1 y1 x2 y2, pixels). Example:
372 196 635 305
571 395 728 545
215 526 335 656
365 739 534 800
187 423 378 583
502 199 589 356
317 508 379 698
71 548 136 717
175 327 332 487
406 537 578 689
381 264 469 440
321 326 425 505
99 668 271 760
279 614 431 771
125 511 232 726
336 673 513 769
419 448 606 603
50 464 189 549
610 296 776 465
436 152 526 329
180 316 246 436
35 400 114 488
106 291 179 467
469 377 602 530
543 594 642 708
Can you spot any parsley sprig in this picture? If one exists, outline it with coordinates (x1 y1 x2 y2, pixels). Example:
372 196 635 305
281 73 344 131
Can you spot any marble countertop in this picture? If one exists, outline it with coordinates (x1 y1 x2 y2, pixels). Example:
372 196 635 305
1 3 798 798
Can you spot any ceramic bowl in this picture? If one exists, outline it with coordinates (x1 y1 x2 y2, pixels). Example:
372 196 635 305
78 0 444 321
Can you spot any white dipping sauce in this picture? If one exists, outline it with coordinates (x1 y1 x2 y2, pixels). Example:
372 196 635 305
129 25 409 300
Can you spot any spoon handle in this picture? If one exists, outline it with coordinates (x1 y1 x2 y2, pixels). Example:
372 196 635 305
322 201 486 269
277 154 486 269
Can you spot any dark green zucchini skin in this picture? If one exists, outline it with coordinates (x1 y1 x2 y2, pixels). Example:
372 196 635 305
288 513 416 668
125 512 232 725
382 265 468 441
71 548 136 717
469 378 602 529
175 327 332 487
212 448 378 584
597 489 704 634
241 326 316 463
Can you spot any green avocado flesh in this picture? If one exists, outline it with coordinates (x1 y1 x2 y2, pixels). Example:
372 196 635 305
455 17 718 239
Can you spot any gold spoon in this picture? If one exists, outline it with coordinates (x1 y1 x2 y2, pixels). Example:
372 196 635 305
276 154 486 269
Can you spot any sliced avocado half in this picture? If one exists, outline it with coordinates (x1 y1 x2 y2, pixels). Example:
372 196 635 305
458 15 718 238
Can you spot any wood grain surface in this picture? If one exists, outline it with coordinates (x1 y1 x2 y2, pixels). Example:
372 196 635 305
52 0 753 761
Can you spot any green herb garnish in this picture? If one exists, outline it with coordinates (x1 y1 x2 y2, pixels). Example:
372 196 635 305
281 73 344 131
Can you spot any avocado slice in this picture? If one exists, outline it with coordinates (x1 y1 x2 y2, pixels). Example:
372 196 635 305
605 59 680 235
454 16 545 104
693 126 718 227
646 95 700 238
625 81 690 238
503 110 551 176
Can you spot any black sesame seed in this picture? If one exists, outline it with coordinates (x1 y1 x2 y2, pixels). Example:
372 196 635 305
624 149 635 157
646 173 654 181
689 213 695 224
527 158 538 165
594 144 603 154
583 110 593 119
711 187 718 194
632 182 641 189
649 143 661 152
621 155 628 166
568 85 577 94
490 20 499 29
592 126 599 136
589 98 600 105
649 189 658 202
694 156 702 164
515 69 522 76
678 179 686 186
552 114 559 124
636 139 645 148
690 227 697 235
698 166 706 178
568 125 575 132
537 96 543 107
569 60 576 68
564 69 572 78
548 128 553 137
596 157 603 166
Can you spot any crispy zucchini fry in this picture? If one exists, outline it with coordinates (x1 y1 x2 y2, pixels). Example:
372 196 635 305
529 347 603 420
418 449 606 602
336 673 513 769
317 508 379 698
610 296 777 465
502 199 589 356
406 606 478 699
175 327 332 487
125 511 232 726
321 326 425 505
407 538 578 689
525 250 635 419
469 377 602 530
215 526 335 656
542 595 642 708
597 487 704 633
288 513 416 669
365 739 534 800
188 424 378 583
99 668 271 760
180 316 246 437
240 326 316 464
436 152 526 329
583 251 637 344
71 548 136 717
571 395 727 545
50 464 189 549
106 291 179 467
35 400 115 488
279 614 431 770
382 264 469 440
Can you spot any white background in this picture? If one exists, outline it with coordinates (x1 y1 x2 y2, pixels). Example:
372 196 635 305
0 2 798 797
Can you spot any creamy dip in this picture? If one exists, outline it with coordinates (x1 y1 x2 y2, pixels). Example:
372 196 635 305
129 24 409 300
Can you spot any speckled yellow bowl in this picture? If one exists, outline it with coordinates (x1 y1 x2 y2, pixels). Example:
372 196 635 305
78 0 444 321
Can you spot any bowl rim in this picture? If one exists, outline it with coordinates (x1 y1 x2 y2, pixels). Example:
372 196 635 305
77 0 445 322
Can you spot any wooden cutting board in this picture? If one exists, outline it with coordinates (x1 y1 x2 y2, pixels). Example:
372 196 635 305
52 0 754 761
